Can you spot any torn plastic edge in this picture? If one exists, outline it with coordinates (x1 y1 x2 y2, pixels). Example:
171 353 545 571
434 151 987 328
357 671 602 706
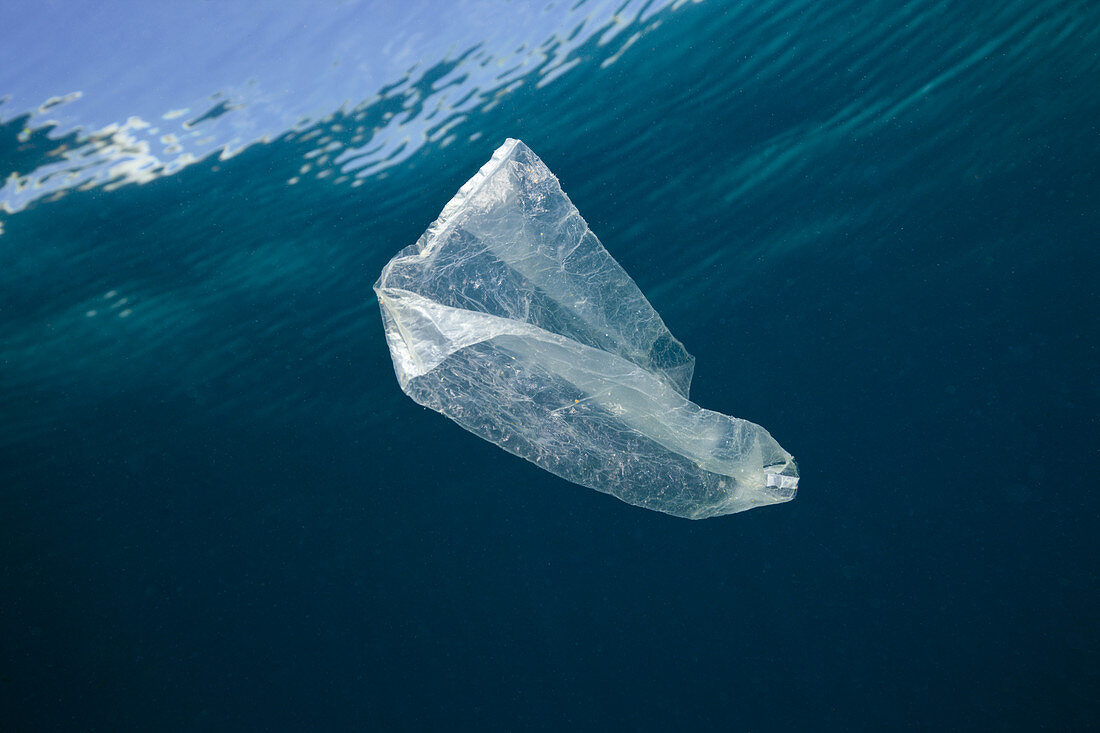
765 472 799 490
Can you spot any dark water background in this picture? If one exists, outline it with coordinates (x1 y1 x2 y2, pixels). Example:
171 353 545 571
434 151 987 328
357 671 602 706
2 1 1098 730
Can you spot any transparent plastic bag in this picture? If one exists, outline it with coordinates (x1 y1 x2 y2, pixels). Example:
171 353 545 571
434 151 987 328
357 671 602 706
375 139 798 518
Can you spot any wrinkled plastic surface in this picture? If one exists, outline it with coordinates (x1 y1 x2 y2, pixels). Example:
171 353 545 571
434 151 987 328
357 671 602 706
375 139 798 518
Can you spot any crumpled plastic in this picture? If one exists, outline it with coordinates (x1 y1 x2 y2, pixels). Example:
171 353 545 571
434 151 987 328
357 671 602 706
375 138 798 518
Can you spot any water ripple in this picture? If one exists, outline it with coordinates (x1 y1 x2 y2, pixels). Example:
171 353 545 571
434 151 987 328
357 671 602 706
0 0 684 215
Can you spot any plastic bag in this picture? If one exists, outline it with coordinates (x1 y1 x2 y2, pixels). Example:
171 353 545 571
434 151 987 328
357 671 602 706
375 139 798 518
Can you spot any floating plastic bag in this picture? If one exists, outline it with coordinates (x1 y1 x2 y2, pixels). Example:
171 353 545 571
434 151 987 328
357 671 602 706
375 139 798 519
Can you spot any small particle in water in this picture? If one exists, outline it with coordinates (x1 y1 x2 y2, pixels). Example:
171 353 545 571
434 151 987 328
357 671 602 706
118 309 132 318
85 310 98 317
104 290 117 298
287 177 300 185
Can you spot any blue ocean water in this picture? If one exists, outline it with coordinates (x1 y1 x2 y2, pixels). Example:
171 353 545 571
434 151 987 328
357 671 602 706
2 1 1097 729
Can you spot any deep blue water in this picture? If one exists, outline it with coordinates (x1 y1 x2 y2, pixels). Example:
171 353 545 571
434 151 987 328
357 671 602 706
2 1 1098 730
